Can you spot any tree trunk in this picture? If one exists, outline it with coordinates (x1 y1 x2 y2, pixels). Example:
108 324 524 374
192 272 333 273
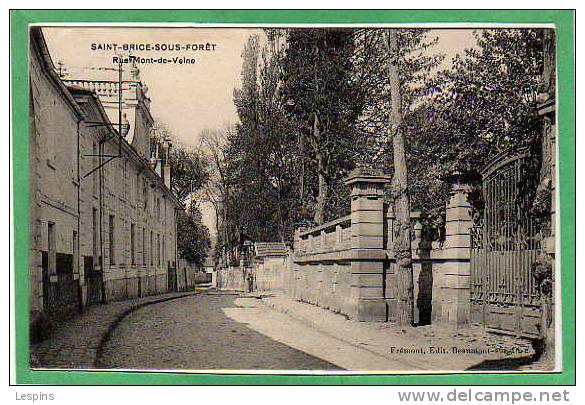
534 29 555 218
313 114 327 225
222 195 228 264
314 153 328 225
299 132 305 203
387 30 414 327
542 29 555 97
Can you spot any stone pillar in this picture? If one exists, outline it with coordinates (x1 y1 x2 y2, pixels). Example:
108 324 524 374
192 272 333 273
431 174 473 326
344 168 391 321
537 96 556 364
538 98 556 255
410 214 422 324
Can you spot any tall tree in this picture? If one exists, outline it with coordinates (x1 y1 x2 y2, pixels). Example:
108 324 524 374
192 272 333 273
199 127 233 261
280 29 365 224
351 29 443 169
227 32 307 243
150 122 212 265
169 146 208 203
229 34 289 242
386 30 414 326
351 29 443 325
414 29 550 228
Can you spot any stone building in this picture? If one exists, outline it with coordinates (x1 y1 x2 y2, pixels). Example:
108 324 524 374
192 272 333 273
29 27 182 336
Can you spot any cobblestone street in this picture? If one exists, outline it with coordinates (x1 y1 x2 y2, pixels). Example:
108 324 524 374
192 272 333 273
32 288 541 372
97 291 341 370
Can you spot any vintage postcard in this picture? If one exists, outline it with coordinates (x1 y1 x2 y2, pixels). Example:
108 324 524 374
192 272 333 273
11 10 575 385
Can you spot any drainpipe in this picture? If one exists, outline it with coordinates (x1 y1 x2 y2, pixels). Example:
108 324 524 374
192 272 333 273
136 165 146 297
124 159 129 299
174 207 181 290
99 138 106 304
175 208 179 291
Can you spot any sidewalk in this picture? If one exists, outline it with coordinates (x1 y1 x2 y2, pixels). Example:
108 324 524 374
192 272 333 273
30 291 200 369
254 291 543 371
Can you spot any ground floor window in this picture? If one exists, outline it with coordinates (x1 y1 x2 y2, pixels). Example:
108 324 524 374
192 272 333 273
48 222 56 275
157 233 161 265
150 231 153 265
142 227 146 265
109 215 115 265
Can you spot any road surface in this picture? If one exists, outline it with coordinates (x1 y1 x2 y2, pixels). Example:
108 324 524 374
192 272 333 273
98 291 342 370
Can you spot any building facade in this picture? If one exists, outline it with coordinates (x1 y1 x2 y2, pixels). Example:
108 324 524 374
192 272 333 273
29 27 182 336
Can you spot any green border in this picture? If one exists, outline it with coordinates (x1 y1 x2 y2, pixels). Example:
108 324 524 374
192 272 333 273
11 9 575 385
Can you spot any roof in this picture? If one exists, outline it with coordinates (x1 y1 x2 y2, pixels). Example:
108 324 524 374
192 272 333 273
203 257 215 268
30 27 84 120
254 242 288 258
66 84 183 210
63 79 145 145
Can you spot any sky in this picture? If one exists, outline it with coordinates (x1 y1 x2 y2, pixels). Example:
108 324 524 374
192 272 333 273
43 26 478 239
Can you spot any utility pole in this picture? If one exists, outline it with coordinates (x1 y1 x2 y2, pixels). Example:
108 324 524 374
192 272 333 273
118 56 123 158
81 56 127 180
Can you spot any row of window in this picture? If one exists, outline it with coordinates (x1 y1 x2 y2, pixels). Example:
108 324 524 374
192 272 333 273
91 209 168 268
90 141 166 221
43 205 170 276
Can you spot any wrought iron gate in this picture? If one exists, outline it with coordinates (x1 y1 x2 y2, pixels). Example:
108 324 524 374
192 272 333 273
470 149 548 338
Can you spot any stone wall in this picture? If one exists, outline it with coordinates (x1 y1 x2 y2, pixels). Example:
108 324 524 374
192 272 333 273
176 258 210 291
217 264 249 291
215 168 475 327
254 255 290 292
289 169 394 321
290 215 356 317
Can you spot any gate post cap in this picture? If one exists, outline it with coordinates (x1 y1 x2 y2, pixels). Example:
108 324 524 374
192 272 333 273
343 167 391 186
441 170 479 185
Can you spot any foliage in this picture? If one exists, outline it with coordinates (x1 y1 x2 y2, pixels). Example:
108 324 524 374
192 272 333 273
349 29 445 234
151 121 211 264
149 121 209 204
408 29 548 229
169 146 209 203
280 28 365 224
222 32 306 244
350 29 444 168
217 28 551 248
435 30 545 152
176 207 211 267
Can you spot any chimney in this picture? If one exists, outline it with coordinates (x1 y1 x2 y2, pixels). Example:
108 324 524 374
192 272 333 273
163 164 171 189
163 135 172 189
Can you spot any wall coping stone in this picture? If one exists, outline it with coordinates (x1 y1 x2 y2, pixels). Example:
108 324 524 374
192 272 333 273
294 248 387 264
298 215 351 238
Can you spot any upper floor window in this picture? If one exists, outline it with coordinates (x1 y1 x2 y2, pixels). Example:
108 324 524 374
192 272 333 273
92 142 98 196
143 180 148 211
130 223 136 265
